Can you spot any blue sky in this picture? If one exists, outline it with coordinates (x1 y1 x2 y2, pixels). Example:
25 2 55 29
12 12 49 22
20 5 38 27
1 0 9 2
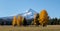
0 0 60 18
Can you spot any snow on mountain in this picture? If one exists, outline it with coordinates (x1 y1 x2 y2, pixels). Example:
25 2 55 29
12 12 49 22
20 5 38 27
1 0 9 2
19 9 38 19
0 9 38 25
0 9 38 21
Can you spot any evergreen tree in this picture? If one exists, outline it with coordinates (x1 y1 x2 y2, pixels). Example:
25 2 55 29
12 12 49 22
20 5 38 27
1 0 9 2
23 18 27 26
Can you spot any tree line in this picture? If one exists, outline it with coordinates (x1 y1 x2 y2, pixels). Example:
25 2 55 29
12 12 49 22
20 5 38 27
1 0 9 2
12 9 49 26
0 9 60 27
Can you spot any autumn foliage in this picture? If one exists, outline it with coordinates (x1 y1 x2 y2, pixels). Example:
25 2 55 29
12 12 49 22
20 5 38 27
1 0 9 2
12 16 17 26
34 13 37 25
12 9 49 26
39 10 49 26
12 16 24 26
17 15 23 26
34 13 39 25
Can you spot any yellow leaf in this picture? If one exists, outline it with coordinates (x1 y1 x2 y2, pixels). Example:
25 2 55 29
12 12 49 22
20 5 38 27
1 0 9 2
39 9 49 26
12 16 17 26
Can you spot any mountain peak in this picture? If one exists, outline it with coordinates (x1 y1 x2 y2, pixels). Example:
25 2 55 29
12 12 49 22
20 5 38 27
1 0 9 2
17 9 38 19
26 9 37 13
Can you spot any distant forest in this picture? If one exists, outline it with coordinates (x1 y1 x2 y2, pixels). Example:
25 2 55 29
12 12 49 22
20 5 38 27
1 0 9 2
0 14 60 25
0 10 60 26
35 13 60 25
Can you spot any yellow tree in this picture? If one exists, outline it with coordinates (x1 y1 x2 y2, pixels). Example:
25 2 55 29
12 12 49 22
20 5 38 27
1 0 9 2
39 10 49 26
17 15 23 26
12 16 17 26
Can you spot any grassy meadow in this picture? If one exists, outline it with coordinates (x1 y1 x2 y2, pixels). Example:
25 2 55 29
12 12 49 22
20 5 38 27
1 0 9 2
0 25 60 31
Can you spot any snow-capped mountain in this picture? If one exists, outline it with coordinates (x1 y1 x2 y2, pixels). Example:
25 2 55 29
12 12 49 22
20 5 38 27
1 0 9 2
0 9 38 25
0 9 38 21
18 9 38 19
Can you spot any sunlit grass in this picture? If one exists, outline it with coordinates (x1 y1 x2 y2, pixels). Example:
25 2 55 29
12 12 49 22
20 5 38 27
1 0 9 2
0 25 60 31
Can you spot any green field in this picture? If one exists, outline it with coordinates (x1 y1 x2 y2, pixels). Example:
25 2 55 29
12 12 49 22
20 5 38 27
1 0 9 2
0 25 60 31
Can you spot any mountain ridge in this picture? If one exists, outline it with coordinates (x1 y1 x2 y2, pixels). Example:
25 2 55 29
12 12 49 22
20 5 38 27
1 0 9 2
0 9 38 20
